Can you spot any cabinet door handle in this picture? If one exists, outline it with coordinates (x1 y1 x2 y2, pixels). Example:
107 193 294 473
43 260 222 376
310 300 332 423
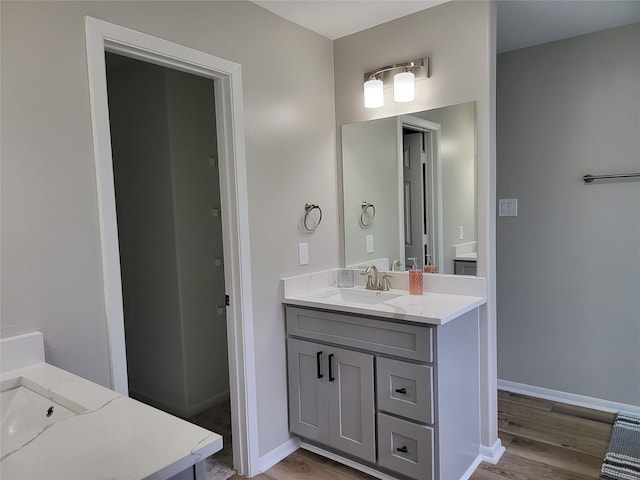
396 446 408 453
328 354 335 382
316 351 323 379
395 387 407 394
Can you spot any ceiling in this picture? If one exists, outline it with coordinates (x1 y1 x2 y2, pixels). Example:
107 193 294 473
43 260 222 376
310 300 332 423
252 0 640 53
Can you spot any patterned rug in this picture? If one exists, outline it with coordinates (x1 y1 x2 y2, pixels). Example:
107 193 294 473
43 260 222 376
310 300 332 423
206 456 235 480
601 412 640 480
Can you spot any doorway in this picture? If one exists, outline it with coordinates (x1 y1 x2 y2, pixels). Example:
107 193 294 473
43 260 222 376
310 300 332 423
400 116 443 272
85 17 258 476
105 53 233 471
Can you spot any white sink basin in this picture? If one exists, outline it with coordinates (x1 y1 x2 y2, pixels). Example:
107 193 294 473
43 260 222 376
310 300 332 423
1 383 77 455
310 288 401 305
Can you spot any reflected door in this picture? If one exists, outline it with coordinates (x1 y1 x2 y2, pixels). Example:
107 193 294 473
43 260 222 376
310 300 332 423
403 132 431 266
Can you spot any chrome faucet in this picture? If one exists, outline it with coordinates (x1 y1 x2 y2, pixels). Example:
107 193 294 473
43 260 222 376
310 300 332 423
361 265 392 291
361 265 379 290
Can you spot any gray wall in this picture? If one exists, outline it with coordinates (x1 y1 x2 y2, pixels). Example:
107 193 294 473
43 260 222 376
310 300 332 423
1 0 337 457
497 23 640 406
164 68 229 414
417 102 477 274
107 59 188 413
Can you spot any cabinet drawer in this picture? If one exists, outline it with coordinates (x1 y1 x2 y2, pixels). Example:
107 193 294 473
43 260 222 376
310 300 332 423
377 413 434 480
286 306 433 362
377 357 433 424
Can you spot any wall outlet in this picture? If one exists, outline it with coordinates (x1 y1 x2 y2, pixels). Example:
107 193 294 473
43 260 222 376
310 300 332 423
298 243 309 265
366 235 374 253
459 226 464 240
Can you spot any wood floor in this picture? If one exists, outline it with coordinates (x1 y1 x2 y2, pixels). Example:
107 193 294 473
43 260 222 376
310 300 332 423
229 390 615 480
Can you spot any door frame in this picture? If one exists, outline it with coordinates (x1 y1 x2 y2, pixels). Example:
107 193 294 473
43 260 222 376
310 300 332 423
398 115 444 270
84 16 258 475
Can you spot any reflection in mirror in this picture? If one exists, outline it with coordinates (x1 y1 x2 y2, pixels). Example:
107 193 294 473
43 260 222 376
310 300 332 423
342 102 476 274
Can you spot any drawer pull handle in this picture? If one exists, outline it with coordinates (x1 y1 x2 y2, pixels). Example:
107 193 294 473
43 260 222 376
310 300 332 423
395 387 407 394
316 351 323 379
328 354 335 382
397 446 408 453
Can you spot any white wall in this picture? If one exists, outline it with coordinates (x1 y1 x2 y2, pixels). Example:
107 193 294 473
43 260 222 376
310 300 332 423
497 23 640 407
334 0 498 451
1 0 337 457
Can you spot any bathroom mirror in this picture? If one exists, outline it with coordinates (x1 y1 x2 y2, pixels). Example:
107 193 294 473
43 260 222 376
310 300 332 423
342 102 477 274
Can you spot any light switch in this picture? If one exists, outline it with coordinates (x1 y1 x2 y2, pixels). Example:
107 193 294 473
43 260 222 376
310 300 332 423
298 243 309 265
499 198 518 217
366 235 374 253
459 226 464 240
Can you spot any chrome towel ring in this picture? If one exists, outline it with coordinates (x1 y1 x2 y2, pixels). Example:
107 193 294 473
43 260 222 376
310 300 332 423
360 201 376 227
304 203 322 232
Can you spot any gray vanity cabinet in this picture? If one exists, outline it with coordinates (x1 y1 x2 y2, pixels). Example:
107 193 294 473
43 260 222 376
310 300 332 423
287 337 376 462
286 305 480 480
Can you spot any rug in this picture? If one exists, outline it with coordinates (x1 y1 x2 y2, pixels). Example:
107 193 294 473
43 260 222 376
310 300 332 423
206 456 235 480
601 412 640 480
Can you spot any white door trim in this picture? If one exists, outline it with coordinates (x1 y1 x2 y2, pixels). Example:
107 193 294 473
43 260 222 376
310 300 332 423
84 16 258 475
398 115 444 270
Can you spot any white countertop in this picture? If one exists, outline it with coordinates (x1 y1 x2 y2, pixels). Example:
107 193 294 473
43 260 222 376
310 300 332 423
1 361 222 479
454 253 478 261
284 286 486 326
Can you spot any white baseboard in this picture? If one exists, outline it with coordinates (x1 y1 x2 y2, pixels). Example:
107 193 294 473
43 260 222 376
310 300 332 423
129 388 230 418
498 379 640 416
258 437 300 473
460 455 484 480
480 438 505 465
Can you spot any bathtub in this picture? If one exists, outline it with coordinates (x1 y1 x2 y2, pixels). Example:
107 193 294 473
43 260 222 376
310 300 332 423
0 332 222 479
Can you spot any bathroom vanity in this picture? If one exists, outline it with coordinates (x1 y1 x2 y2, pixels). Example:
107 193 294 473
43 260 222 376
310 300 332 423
0 332 222 480
282 271 486 480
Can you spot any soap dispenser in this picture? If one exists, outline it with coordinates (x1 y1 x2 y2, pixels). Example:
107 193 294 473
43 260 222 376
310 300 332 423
408 257 423 295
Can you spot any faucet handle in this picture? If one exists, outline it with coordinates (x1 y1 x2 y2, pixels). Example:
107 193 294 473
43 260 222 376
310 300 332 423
381 273 393 291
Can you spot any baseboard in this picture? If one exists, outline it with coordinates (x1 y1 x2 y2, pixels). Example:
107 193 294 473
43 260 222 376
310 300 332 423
257 437 300 473
460 455 484 480
480 438 505 465
129 388 230 418
184 390 230 418
498 379 640 416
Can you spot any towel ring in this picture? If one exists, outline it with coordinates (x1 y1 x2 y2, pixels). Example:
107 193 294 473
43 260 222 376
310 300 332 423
360 202 376 227
303 203 322 232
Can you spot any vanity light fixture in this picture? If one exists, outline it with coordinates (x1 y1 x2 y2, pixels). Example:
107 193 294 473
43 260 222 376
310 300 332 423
363 57 430 108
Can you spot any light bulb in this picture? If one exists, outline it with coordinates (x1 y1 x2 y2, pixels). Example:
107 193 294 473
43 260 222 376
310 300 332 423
364 78 383 108
394 71 415 102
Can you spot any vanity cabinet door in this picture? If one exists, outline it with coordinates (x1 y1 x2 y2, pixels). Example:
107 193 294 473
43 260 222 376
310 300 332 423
287 338 329 444
287 338 375 463
328 346 375 463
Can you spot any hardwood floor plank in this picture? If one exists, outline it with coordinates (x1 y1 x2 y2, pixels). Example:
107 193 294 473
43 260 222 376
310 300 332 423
498 390 555 411
504 436 604 478
473 451 599 480
499 431 516 447
499 399 613 442
265 449 375 480
551 402 617 425
229 474 275 480
498 414 610 458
